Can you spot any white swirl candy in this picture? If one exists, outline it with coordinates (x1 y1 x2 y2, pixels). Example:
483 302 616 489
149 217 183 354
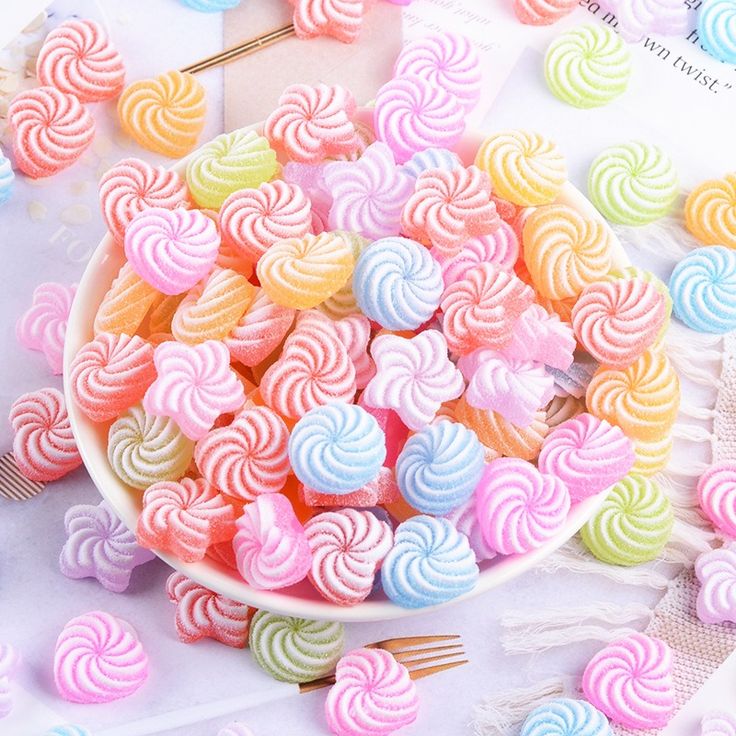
695 545 736 625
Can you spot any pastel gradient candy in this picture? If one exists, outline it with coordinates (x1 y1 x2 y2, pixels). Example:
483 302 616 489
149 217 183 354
520 698 612 736
166 572 253 647
598 0 689 42
606 266 672 326
301 467 400 508
36 19 125 102
697 462 736 538
118 71 206 158
381 515 479 608
403 147 462 178
325 648 419 736
188 129 279 209
70 333 156 422
195 405 290 501
323 142 414 240
670 247 736 333
60 500 155 592
363 331 464 430
107 404 194 489
315 232 369 320
513 0 578 24
0 148 14 206
8 86 95 178
326 312 374 388
99 157 190 244
581 474 673 565
54 611 149 704
539 414 635 501
9 388 81 482
588 142 679 225
444 496 496 561
396 422 484 516
137 478 235 562
401 165 500 256
475 130 567 207
305 509 393 605
249 610 345 683
699 0 736 64
701 712 736 736
217 724 254 736
353 236 442 330
16 282 76 375
374 75 465 164
572 279 666 368
501 304 575 371
441 263 535 354
233 494 311 589
476 458 570 555
94 263 158 337
289 0 364 43
545 25 632 108
0 644 20 719
394 32 482 113
631 435 672 477
582 633 675 729
180 0 242 9
684 173 736 248
695 545 736 624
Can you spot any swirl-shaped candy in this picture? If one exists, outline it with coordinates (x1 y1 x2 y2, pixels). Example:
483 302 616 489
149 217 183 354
697 462 736 538
631 435 672 477
443 496 496 561
289 0 365 43
36 19 125 102
684 173 736 248
599 0 689 42
402 147 461 178
582 633 675 729
695 545 736 625
107 403 194 489
180 0 241 10
249 610 345 683
699 0 736 64
325 648 420 736
118 71 206 158
475 130 567 207
8 86 95 178
521 698 612 736
314 311 374 389
581 474 673 565
316 231 369 320
94 263 159 337
373 75 465 164
0 148 15 206
513 0 578 24
54 611 149 704
701 711 736 736
545 25 632 108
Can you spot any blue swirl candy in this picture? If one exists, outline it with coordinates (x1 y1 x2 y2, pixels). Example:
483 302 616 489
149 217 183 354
353 236 443 330
669 246 736 333
0 148 14 207
44 727 92 736
396 421 484 515
521 698 612 736
698 0 736 64
289 402 386 494
402 147 462 178
179 0 241 10
381 515 479 608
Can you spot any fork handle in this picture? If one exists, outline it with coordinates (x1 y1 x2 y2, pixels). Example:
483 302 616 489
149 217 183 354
96 681 299 736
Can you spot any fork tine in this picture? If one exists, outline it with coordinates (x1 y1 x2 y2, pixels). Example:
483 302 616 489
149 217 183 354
392 643 465 664
401 651 467 669
408 659 469 680
369 634 461 652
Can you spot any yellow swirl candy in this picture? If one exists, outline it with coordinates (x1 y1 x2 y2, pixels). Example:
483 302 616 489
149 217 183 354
316 231 369 319
94 263 159 337
118 71 206 158
631 435 673 477
475 130 567 206
186 129 278 210
684 172 736 249
256 232 354 310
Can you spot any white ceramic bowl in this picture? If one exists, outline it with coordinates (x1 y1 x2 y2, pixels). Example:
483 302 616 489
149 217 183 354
63 122 629 622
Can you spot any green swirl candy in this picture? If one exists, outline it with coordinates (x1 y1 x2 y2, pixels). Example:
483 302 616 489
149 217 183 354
248 611 345 683
581 474 673 566
545 24 632 109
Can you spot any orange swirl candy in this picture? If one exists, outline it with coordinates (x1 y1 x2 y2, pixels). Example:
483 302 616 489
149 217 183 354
586 350 680 442
523 204 613 300
118 71 206 158
94 263 159 337
256 232 354 310
684 172 736 249
147 293 185 336
475 130 567 207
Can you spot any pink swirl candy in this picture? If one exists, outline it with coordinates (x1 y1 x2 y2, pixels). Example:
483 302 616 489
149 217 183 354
374 76 465 164
697 463 736 538
513 0 578 24
124 207 220 295
476 458 571 554
54 611 149 704
233 494 312 590
695 545 736 625
289 0 364 43
9 388 81 482
16 281 76 375
582 633 675 729
444 496 497 561
325 648 419 736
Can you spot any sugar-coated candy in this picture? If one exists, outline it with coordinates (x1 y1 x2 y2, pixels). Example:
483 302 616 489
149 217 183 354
118 70 206 158
520 698 612 736
381 515 478 608
325 648 419 736
180 0 241 10
166 572 253 647
358 396 409 467
289 0 364 43
43 728 91 736
684 173 736 248
699 0 736 63
545 25 632 108
16 282 76 375
8 86 95 178
249 610 345 683
695 544 736 624
217 724 254 736
0 147 15 206
402 147 462 179
513 0 578 24
374 75 465 164
36 19 125 102
137 477 235 562
631 435 672 477
545 394 585 429
305 509 393 605
501 304 575 371
701 711 736 736
94 263 159 336
302 467 400 508
697 462 736 538
0 644 20 719
312 311 375 389
582 633 675 729
394 32 481 113
607 267 672 326
588 141 679 226
316 232 369 320
600 0 688 42
107 403 194 489
548 356 598 399
54 611 149 704
396 421 484 516
60 500 155 592
443 496 496 561
581 474 673 565
9 388 81 482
